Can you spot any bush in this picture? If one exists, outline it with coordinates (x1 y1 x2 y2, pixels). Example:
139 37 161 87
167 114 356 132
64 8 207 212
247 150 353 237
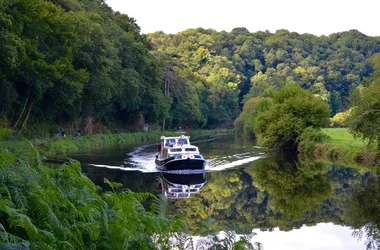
297 127 329 155
0 128 13 141
329 108 354 127
234 97 272 138
254 85 331 150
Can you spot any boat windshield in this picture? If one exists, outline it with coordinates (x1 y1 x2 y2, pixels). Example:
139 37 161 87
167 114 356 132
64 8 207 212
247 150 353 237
177 139 188 145
165 139 176 146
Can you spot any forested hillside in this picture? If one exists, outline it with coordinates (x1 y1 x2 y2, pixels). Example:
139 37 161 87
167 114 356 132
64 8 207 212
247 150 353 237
0 0 168 136
148 28 380 122
1 0 380 137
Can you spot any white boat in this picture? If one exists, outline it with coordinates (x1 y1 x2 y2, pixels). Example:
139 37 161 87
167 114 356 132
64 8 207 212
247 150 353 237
155 135 206 171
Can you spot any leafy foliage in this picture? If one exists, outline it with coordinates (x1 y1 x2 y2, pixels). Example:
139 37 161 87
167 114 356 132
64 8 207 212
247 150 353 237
297 127 330 155
348 55 380 149
149 28 379 126
1 0 379 133
329 108 355 127
0 0 168 134
253 85 331 149
0 129 13 141
234 98 272 138
0 150 186 249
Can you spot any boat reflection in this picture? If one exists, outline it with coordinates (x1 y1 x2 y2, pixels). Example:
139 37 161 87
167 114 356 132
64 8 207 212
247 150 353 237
156 172 207 199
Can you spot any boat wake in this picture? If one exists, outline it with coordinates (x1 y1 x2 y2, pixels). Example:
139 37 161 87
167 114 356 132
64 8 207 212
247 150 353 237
205 156 263 171
88 143 265 173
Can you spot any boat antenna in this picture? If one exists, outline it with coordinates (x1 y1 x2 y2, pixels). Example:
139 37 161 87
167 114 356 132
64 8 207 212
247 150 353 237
177 126 186 134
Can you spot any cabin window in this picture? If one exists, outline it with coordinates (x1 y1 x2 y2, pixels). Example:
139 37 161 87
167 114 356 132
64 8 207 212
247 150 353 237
165 139 176 146
178 193 189 198
170 148 182 152
185 148 197 152
171 188 183 192
177 139 188 145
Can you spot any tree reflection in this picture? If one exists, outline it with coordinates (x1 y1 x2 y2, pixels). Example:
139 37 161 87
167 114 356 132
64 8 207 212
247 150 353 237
347 172 380 249
253 160 332 219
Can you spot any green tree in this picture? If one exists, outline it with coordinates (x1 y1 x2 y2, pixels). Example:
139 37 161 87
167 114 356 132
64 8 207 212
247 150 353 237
1 0 88 131
234 97 272 138
254 85 330 149
348 55 380 149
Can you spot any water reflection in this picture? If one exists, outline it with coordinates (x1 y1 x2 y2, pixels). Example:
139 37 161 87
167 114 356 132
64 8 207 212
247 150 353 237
167 156 371 238
252 160 332 219
157 173 207 199
346 170 380 250
75 135 376 249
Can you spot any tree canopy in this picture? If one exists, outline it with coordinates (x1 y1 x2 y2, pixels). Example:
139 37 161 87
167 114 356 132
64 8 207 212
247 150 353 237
348 55 380 148
1 0 380 136
250 85 331 149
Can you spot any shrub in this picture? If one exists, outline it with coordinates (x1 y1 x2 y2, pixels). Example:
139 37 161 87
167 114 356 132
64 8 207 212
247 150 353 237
329 108 354 127
254 85 331 150
298 127 329 155
0 128 13 141
234 97 272 138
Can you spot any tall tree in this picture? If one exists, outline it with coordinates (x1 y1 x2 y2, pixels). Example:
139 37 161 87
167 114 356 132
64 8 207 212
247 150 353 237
348 55 380 149
1 0 87 131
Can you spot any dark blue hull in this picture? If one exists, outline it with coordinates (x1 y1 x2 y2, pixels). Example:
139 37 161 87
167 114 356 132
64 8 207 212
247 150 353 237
155 158 206 171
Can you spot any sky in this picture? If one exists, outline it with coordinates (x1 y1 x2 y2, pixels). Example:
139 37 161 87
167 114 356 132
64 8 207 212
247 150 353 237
105 0 380 36
251 223 365 250
192 223 365 250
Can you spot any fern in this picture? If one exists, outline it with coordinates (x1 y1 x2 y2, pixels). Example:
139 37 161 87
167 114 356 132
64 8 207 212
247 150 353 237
0 243 30 250
103 178 123 193
0 146 203 249
153 194 169 217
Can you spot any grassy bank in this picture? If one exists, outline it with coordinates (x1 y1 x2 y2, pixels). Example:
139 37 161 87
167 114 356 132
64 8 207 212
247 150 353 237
321 128 367 149
0 129 233 159
299 128 378 168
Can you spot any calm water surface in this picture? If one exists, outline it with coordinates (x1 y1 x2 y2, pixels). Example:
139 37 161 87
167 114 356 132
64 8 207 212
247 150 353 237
67 134 376 250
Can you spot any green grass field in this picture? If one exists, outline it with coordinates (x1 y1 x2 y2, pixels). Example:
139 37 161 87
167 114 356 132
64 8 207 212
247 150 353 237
321 128 367 149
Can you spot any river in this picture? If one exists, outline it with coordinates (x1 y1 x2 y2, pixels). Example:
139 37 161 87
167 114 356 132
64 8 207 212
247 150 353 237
68 134 376 250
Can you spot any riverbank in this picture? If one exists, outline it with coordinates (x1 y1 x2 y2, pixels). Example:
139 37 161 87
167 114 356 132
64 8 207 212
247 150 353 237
299 128 378 168
0 128 233 159
0 143 188 249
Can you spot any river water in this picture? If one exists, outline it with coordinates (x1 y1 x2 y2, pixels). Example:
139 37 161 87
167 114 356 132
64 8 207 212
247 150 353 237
68 134 377 250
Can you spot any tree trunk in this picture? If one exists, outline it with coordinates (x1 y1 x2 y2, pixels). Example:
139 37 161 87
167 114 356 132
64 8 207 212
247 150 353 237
162 74 169 132
19 97 34 131
84 116 94 134
13 97 29 129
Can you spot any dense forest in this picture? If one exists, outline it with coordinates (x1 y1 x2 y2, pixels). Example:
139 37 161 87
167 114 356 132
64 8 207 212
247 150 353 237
147 27 380 127
1 0 380 137
0 0 169 136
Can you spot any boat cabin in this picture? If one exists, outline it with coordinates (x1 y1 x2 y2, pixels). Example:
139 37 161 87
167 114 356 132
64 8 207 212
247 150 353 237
162 135 189 147
157 135 200 159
